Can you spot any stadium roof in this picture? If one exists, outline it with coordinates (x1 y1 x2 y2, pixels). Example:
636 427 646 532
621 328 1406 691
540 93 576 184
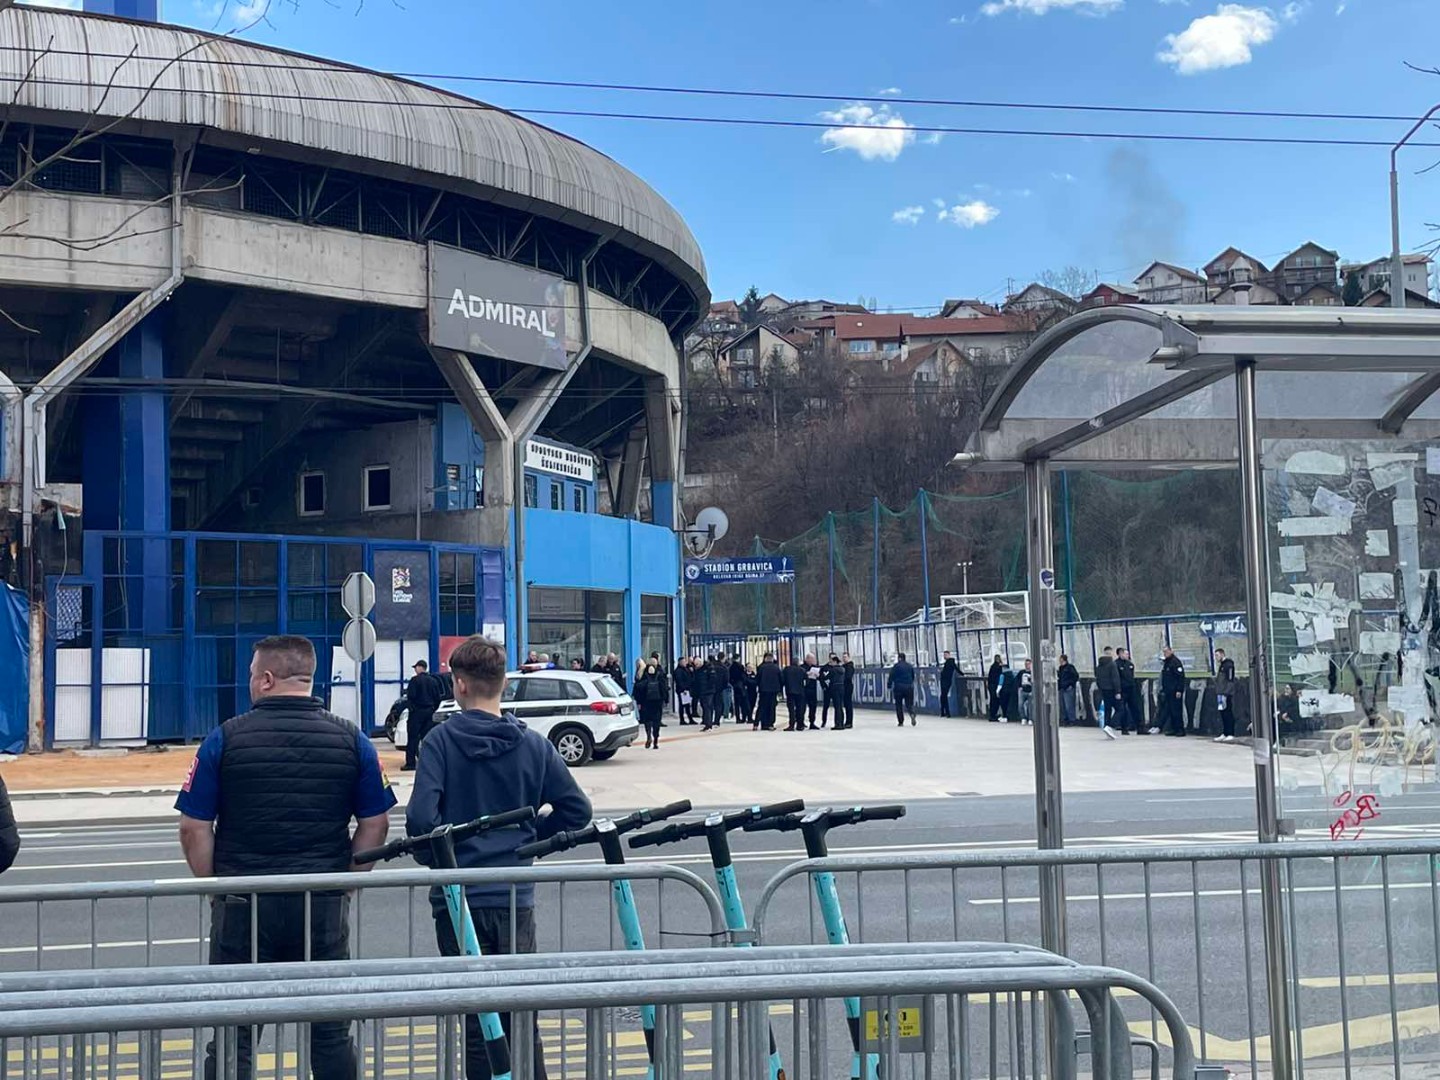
0 5 707 309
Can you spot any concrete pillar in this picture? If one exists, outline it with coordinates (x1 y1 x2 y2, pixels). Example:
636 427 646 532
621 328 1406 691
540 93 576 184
644 376 679 529
616 425 646 520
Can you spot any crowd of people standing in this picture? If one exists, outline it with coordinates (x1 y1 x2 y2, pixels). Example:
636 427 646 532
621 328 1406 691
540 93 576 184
669 651 863 731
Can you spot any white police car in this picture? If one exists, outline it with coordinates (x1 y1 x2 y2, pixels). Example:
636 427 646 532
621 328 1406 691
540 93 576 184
388 669 638 767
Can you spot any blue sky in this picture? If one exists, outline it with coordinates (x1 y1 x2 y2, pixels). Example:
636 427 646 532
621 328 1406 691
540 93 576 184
35 0 1440 309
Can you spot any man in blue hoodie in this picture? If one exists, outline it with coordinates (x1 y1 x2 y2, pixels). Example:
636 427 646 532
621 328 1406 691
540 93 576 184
407 634 592 1080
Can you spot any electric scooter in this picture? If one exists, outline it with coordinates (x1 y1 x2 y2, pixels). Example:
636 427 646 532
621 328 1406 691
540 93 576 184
353 806 536 1080
514 800 693 1080
629 800 805 1080
743 805 907 1080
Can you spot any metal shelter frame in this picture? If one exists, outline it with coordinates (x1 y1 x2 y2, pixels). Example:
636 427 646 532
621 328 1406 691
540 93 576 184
967 301 1440 1079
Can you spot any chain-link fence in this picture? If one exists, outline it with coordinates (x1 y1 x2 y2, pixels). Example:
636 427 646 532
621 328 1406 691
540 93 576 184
686 472 1245 635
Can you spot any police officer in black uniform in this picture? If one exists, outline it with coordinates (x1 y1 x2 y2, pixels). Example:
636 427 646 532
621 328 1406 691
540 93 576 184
176 635 396 1080
939 651 959 717
1115 647 1140 734
403 659 445 772
1160 645 1188 736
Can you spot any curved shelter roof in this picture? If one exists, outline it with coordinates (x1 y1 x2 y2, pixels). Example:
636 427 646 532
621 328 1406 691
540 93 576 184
971 304 1440 468
0 5 707 310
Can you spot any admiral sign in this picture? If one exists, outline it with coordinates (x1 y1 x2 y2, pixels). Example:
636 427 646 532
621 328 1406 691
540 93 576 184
428 243 569 371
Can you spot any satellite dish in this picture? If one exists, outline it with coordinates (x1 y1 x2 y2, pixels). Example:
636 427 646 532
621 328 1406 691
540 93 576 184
695 506 730 541
683 506 729 559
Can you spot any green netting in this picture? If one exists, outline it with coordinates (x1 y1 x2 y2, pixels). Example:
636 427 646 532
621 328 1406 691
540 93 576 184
685 470 1247 635
1061 472 1244 621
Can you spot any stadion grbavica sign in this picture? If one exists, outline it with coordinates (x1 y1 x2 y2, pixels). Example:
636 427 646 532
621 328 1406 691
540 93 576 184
428 243 569 371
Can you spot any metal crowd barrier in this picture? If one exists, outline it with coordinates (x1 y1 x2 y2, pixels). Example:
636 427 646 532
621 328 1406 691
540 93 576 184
0 864 729 971
0 945 1197 1080
753 838 1440 1080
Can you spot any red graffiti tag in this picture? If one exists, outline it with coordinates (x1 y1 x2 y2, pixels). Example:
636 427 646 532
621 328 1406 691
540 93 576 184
1329 791 1381 842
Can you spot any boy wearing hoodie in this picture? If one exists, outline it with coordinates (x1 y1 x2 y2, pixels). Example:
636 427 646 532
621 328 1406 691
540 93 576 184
407 635 592 1080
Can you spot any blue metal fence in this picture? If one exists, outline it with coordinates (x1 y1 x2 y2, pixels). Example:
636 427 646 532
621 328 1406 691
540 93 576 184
46 530 505 746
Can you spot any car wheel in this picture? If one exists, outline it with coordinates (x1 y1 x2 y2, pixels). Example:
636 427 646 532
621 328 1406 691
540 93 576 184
552 726 594 767
591 749 617 761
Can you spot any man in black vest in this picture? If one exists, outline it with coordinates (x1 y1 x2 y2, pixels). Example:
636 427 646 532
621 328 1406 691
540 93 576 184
403 659 445 771
176 635 396 1080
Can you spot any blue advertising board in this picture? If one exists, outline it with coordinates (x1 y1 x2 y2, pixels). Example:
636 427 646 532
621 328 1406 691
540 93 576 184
684 556 795 586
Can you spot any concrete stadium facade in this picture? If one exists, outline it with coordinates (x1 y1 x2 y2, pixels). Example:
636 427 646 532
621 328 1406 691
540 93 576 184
0 6 707 748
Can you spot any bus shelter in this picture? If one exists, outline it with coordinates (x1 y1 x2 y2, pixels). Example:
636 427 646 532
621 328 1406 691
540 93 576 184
967 302 1440 1075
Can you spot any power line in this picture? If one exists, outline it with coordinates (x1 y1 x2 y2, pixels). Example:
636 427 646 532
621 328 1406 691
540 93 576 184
0 42 1429 126
2 73 1438 149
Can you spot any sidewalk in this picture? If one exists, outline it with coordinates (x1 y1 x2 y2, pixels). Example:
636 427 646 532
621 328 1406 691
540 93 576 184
2 710 1313 827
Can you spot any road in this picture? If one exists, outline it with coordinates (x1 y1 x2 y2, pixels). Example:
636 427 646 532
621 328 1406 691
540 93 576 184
5 791 1440 1076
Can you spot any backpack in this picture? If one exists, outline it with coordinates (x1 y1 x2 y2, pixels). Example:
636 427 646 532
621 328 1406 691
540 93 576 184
642 676 664 704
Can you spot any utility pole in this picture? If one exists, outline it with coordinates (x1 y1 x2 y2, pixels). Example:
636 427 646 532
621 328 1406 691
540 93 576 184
1390 104 1440 310
956 560 973 597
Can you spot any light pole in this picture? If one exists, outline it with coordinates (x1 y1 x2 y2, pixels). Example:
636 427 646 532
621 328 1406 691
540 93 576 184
956 560 973 597
1390 104 1440 310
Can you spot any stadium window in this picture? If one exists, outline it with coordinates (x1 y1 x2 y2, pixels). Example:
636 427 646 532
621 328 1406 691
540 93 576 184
524 474 538 508
551 481 564 510
362 465 391 512
573 486 587 514
298 472 326 517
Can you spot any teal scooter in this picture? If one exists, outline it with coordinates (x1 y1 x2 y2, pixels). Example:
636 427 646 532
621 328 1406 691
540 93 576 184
354 807 536 1080
514 800 692 1079
744 805 907 1080
630 800 804 1080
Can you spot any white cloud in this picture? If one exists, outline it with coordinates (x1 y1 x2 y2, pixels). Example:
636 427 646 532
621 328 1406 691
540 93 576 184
878 87 903 96
1280 1 1306 18
819 103 916 162
980 0 1123 15
932 198 949 209
949 13 969 22
892 205 926 225
1158 4 1279 74
1051 171 1077 182
921 131 945 145
938 200 1001 228
16 0 85 8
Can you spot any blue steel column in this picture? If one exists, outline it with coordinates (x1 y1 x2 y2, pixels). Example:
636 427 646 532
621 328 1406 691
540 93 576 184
81 314 170 742
82 0 159 17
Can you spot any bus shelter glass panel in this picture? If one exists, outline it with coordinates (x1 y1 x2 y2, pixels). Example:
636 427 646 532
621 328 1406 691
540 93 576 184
1261 436 1439 833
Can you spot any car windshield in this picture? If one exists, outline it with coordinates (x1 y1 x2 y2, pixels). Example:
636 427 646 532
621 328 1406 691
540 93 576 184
593 675 623 698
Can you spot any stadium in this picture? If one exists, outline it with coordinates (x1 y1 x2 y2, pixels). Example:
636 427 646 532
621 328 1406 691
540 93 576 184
0 3 708 748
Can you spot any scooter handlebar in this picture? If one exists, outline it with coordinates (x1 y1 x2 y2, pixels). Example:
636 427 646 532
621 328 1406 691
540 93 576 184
729 799 805 825
741 815 802 834
630 799 806 849
628 821 686 850
517 801 693 859
353 807 536 865
857 804 907 822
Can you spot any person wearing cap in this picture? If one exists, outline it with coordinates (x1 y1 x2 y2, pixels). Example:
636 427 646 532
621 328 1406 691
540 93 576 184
403 659 445 772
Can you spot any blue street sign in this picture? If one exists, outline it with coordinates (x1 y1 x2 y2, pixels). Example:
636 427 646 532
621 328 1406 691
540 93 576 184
1199 615 1247 637
684 556 795 586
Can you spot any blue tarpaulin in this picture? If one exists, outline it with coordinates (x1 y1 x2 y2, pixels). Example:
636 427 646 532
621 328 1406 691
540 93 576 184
0 584 27 754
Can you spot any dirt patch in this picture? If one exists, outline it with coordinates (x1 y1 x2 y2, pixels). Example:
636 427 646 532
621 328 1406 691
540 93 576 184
0 744 408 794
